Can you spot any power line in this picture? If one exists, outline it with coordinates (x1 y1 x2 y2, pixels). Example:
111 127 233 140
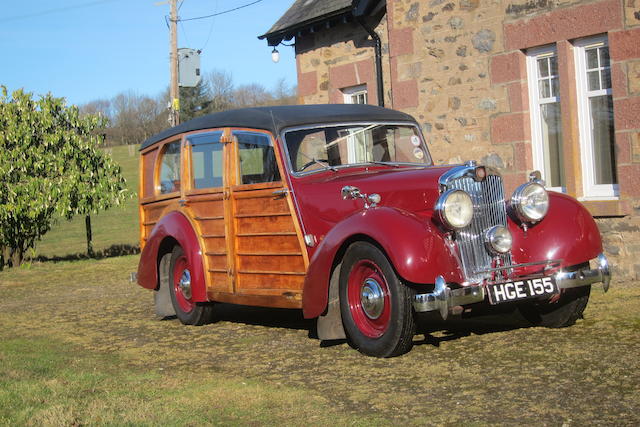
179 0 263 22
179 20 191 48
0 0 124 23
200 0 219 52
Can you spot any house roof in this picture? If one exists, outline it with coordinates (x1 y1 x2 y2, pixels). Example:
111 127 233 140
140 104 417 150
258 0 352 46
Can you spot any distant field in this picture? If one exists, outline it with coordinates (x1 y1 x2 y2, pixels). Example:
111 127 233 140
35 144 140 259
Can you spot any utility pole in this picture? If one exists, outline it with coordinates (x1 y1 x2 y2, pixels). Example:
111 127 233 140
169 0 179 126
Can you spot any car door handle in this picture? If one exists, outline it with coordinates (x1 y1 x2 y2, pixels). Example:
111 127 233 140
272 188 289 199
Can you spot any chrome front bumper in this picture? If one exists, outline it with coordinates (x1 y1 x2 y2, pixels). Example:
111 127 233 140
413 253 611 320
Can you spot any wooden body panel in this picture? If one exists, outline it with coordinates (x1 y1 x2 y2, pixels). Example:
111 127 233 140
138 126 308 309
185 193 232 293
229 182 306 301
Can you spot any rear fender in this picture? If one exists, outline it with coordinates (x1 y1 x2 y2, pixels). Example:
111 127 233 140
302 207 462 319
137 210 208 302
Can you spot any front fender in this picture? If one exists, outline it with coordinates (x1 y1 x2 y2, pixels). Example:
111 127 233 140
136 210 208 302
509 192 603 267
302 206 463 319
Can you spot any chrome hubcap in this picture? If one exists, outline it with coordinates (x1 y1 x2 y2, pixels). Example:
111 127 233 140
179 269 192 299
360 278 385 319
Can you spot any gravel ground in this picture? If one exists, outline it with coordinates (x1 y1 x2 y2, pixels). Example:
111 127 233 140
1 255 638 425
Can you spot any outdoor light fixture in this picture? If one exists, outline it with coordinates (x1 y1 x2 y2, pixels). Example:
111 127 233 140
271 47 280 63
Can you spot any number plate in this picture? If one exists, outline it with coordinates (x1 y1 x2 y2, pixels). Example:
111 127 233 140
487 276 558 305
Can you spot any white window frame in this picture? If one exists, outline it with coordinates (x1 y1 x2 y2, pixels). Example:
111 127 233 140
342 85 369 162
526 45 565 193
342 84 368 105
574 35 619 200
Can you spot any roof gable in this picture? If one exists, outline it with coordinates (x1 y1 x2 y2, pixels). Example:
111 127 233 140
259 0 352 45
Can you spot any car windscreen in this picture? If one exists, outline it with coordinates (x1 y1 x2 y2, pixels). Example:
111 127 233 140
284 123 432 174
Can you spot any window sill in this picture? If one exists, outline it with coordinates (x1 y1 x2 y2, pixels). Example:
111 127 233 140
581 199 627 217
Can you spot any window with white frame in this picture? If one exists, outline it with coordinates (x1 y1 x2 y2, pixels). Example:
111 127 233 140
342 85 369 162
527 46 565 192
342 84 368 104
574 35 618 199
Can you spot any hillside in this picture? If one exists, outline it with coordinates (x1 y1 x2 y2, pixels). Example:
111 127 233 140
35 144 140 259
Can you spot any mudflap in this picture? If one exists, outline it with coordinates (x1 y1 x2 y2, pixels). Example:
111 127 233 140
317 262 346 340
154 252 176 318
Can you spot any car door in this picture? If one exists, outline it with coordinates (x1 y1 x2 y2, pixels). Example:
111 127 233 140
184 130 234 294
228 129 307 305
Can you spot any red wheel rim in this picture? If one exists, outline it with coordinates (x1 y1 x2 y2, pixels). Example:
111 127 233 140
347 259 391 338
173 255 194 313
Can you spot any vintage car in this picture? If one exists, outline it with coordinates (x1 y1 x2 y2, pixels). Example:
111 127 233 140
136 104 611 357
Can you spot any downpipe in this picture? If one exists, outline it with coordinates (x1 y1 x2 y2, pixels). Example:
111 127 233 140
355 16 384 107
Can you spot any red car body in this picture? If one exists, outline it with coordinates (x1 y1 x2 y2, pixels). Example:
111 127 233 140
136 104 610 357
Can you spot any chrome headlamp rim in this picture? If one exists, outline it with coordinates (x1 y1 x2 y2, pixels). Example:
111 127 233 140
435 189 473 230
510 182 549 223
485 225 513 254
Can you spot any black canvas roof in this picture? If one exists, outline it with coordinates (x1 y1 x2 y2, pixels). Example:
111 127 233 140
140 104 417 150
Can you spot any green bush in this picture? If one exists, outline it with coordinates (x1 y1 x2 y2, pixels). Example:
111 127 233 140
0 87 128 268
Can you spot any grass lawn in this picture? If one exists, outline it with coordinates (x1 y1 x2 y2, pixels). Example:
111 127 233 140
0 256 385 426
34 144 140 260
0 256 638 425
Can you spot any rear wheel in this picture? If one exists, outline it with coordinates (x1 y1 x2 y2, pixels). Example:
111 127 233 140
518 264 591 328
339 242 415 357
169 246 214 326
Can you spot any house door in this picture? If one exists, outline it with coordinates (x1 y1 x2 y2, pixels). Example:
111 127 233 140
228 130 307 303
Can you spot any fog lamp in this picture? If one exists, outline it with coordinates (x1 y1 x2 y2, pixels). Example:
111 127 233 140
485 225 512 254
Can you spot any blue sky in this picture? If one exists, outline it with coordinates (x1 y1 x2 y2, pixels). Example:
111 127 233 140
1 0 297 106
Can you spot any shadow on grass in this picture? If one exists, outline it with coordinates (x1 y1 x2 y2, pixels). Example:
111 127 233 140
196 303 314 332
187 301 532 350
413 306 531 348
34 244 140 263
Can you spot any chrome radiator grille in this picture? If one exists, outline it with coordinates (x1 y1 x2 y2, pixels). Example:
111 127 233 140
446 173 511 283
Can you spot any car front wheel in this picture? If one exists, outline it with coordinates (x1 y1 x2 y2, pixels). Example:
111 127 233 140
339 242 415 357
518 263 591 328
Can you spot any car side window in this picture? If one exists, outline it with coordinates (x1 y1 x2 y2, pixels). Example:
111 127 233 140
189 131 224 189
158 141 181 194
235 131 280 184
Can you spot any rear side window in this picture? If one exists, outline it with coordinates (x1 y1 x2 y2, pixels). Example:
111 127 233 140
158 141 181 194
189 131 224 189
235 131 280 184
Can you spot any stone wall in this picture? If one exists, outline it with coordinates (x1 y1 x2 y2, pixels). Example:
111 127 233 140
295 15 393 107
293 0 640 279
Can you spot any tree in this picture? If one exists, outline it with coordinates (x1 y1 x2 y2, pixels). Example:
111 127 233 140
271 78 298 106
0 87 128 268
179 80 213 121
206 69 234 112
232 83 274 108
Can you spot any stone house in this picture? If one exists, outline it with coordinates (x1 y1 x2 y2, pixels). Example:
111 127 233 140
259 0 640 278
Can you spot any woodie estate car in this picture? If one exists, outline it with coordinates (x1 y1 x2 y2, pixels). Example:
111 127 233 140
136 104 611 357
